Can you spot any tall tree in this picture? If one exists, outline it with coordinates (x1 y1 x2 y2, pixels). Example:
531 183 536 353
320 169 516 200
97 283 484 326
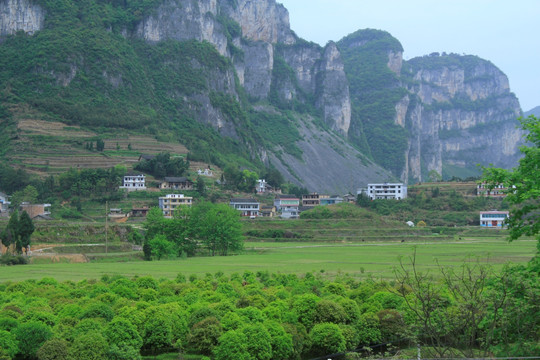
18 210 35 254
196 176 206 196
189 202 243 256
96 138 105 152
482 115 540 246
1 211 19 254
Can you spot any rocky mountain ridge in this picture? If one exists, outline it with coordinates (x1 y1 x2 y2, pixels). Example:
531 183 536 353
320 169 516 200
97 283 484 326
0 0 524 192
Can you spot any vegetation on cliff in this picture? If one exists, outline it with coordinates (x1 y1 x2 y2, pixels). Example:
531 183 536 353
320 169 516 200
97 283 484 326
338 29 409 176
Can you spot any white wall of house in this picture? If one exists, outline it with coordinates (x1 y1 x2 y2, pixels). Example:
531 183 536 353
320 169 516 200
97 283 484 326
362 183 407 200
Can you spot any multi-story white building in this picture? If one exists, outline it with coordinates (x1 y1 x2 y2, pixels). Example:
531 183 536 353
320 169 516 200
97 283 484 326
274 195 300 219
0 192 10 214
361 183 407 200
477 183 508 197
159 194 192 218
256 179 268 193
480 211 509 228
229 198 260 218
120 173 146 191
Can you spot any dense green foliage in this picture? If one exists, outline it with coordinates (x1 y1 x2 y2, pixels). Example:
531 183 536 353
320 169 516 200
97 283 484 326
134 153 189 179
0 263 536 359
0 0 263 172
406 52 492 78
482 115 540 247
249 110 303 159
143 202 243 259
338 29 409 176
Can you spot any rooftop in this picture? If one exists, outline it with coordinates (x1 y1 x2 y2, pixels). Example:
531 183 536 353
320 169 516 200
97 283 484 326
230 198 259 203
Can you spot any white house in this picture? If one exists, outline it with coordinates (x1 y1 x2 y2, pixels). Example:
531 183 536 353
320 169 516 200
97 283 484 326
360 183 407 200
159 194 193 218
256 179 268 193
229 198 260 218
480 211 509 228
0 192 10 214
274 194 300 219
477 183 508 197
120 173 146 191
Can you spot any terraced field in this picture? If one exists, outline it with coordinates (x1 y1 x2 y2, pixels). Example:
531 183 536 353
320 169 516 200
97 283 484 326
9 117 189 174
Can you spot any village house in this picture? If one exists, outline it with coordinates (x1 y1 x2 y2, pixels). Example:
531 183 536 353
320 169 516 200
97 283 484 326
120 173 146 191
343 193 357 203
0 192 10 215
256 179 268 193
260 205 277 218
360 183 407 200
477 183 508 197
321 196 344 206
159 194 193 218
159 194 192 218
274 194 300 219
130 207 149 217
480 210 509 228
108 208 127 220
159 177 194 190
302 193 329 207
229 198 260 218
20 203 52 219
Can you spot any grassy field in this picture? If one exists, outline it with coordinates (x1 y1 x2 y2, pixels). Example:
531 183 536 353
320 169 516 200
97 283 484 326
0 236 535 283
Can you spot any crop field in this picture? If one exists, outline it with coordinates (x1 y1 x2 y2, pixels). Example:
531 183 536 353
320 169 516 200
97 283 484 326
0 236 535 283
10 116 189 174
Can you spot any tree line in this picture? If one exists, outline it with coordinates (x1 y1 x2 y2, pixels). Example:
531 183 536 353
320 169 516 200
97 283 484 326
0 261 537 360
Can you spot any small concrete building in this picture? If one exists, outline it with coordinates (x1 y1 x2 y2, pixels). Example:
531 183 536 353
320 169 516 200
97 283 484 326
120 173 146 191
477 183 508 197
130 207 149 217
159 177 194 190
159 194 193 218
274 194 300 219
361 183 407 200
302 193 329 207
480 211 509 228
229 198 260 218
320 196 344 206
20 203 51 219
260 205 277 217
0 192 10 215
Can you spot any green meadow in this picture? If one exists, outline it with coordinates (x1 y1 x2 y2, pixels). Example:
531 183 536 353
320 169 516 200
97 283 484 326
1 236 535 283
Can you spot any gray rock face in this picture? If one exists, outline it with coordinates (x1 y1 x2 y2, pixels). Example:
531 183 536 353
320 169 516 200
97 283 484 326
134 0 351 135
402 55 523 181
237 41 274 100
0 0 44 37
315 42 351 135
220 0 295 44
268 113 393 194
135 0 228 56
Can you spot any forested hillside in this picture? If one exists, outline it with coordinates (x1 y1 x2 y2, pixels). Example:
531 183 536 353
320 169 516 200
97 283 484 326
0 0 524 191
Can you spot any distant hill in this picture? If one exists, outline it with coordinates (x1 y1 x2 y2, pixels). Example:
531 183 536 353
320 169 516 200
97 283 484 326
524 106 540 117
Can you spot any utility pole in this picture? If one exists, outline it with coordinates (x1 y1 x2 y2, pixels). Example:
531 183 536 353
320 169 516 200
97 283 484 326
105 201 108 254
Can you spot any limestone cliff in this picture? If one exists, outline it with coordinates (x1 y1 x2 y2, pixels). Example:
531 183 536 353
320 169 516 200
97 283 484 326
0 0 44 37
0 0 525 192
338 29 523 183
134 0 351 136
402 54 523 181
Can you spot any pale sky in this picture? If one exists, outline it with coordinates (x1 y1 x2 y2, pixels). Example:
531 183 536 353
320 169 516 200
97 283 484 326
278 0 540 112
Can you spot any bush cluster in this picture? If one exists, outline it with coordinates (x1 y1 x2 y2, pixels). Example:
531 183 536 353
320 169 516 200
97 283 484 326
0 264 537 359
